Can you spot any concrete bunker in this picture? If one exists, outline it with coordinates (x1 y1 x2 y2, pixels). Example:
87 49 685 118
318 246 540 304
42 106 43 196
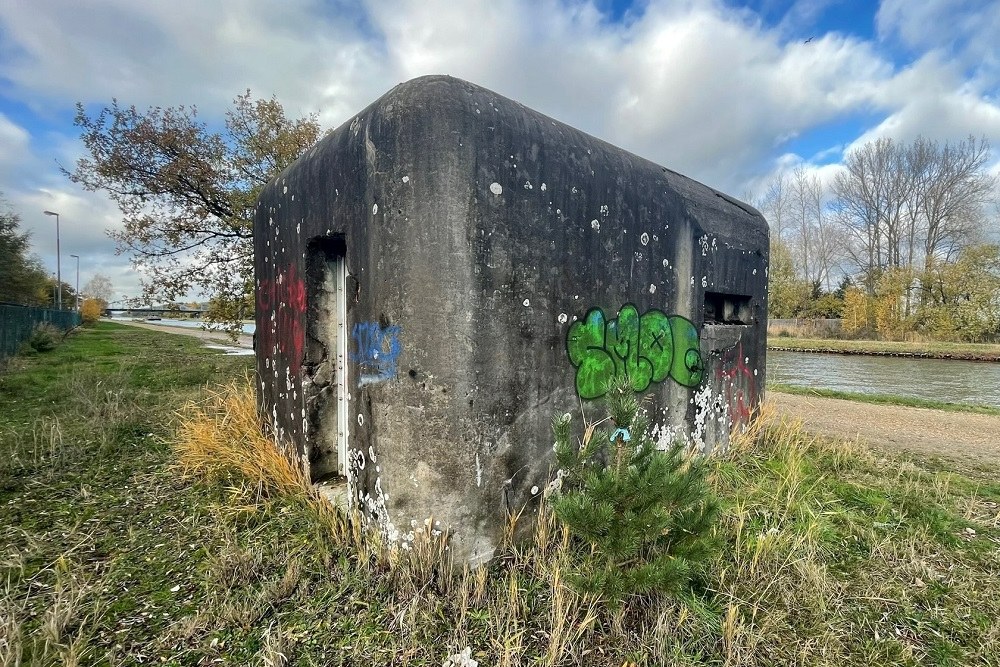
254 75 769 564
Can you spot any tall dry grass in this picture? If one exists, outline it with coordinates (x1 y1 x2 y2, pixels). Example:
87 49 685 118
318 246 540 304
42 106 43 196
173 375 312 499
167 379 999 665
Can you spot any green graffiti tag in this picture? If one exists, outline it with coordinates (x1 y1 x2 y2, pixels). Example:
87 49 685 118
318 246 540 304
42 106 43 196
566 305 703 399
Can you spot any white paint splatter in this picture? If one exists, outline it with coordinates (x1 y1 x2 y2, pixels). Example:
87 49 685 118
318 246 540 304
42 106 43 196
540 182 547 191
557 313 568 323
649 284 656 294
591 219 600 231
490 182 503 195
372 203 378 215
402 175 410 183
702 276 708 287
524 180 533 190
600 204 609 216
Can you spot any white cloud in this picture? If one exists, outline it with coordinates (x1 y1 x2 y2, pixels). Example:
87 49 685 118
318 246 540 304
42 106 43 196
2 0 1000 296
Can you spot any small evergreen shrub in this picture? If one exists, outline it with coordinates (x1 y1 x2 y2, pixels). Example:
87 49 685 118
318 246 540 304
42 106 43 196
548 377 720 604
28 323 59 352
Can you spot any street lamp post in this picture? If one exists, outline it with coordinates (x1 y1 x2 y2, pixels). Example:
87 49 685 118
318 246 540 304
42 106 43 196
43 211 61 310
70 254 80 311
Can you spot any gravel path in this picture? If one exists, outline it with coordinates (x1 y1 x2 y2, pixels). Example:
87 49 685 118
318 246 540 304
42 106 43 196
771 391 1000 469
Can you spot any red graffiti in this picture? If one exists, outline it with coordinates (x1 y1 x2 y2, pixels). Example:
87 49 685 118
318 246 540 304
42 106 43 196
257 263 306 377
718 342 756 426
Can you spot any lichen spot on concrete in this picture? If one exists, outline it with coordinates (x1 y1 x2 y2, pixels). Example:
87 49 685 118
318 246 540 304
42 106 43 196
522 298 530 307
649 284 657 294
557 313 568 324
372 203 378 215
402 175 409 183
540 182 547 191
591 219 600 231
489 182 503 195
641 232 650 246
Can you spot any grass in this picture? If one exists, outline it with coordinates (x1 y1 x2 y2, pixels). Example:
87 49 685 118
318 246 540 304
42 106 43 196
767 336 1000 361
768 382 1000 416
2 322 999 665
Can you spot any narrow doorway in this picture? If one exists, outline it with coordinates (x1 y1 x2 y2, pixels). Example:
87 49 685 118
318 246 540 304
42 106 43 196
305 237 348 480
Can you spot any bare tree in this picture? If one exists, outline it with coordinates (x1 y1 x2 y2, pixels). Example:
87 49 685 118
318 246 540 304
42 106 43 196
833 137 917 291
83 273 114 308
914 136 995 269
832 134 996 309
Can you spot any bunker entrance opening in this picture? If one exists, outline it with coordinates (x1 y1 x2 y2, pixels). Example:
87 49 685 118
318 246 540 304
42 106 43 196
304 236 348 481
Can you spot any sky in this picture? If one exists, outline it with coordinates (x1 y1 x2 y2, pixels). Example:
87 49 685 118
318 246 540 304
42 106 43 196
1 0 999 303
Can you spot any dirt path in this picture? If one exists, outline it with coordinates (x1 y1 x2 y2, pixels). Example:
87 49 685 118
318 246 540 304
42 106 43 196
771 391 1000 469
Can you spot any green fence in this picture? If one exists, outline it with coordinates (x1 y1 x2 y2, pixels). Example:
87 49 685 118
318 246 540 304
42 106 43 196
0 304 82 363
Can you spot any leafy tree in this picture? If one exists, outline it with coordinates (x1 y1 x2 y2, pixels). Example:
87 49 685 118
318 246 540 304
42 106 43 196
0 195 50 306
917 244 1000 342
548 378 720 604
67 92 321 334
80 298 104 324
767 238 812 318
873 267 918 341
841 286 872 336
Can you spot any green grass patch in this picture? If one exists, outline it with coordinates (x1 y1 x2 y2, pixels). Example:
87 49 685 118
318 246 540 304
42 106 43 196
768 382 1000 416
1 323 998 665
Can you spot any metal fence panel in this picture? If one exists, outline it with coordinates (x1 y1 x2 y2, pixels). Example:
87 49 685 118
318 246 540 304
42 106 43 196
0 304 82 363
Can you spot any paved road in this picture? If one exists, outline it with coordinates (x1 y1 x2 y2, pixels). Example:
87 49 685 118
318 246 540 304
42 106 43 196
112 319 254 350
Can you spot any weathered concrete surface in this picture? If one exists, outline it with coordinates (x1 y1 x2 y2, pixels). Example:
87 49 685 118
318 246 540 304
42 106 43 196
254 75 768 564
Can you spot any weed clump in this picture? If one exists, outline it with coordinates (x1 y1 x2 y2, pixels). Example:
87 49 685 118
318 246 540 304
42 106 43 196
548 378 720 604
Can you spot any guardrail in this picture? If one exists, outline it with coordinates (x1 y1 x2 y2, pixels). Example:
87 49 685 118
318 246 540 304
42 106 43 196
0 304 82 364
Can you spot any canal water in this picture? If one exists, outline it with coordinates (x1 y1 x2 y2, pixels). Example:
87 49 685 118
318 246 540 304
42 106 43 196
767 350 1000 409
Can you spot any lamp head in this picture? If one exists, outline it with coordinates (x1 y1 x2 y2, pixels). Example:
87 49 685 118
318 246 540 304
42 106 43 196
43 210 58 217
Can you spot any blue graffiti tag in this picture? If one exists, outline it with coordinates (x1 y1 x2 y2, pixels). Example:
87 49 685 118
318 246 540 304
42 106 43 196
350 322 402 387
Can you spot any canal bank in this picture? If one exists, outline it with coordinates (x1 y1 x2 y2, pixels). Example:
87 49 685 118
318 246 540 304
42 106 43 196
768 337 1000 361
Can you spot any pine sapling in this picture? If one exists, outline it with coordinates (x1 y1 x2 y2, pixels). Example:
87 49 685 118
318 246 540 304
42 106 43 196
549 377 720 604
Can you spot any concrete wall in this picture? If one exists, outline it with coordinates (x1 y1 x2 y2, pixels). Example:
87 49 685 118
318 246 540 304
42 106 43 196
254 75 769 564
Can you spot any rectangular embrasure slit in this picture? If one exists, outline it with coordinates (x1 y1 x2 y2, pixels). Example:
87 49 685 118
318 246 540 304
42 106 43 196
704 291 751 325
